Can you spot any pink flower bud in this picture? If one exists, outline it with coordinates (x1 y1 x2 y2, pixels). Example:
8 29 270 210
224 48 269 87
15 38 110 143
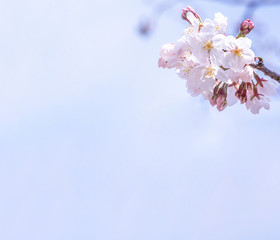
235 82 251 104
240 19 254 36
216 95 227 112
181 6 201 25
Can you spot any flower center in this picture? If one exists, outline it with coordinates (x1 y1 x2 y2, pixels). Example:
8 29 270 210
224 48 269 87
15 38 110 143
185 49 192 57
204 66 216 78
203 40 213 51
232 47 243 57
183 68 191 76
185 27 194 34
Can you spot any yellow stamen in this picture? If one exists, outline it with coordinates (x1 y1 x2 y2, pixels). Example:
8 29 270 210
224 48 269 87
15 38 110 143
183 68 190 77
203 40 213 51
232 47 243 57
204 66 215 78
185 27 194 34
185 49 192 57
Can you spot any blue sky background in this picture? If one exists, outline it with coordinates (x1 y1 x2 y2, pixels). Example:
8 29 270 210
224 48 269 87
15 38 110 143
1 0 280 239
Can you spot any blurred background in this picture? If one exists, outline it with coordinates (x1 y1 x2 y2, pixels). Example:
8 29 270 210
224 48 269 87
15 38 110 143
0 0 280 239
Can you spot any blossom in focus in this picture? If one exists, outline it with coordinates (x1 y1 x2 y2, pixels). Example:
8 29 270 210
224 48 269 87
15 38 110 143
191 33 226 65
223 36 255 72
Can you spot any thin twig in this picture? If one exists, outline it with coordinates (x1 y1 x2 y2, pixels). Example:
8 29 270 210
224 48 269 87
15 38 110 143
250 58 280 83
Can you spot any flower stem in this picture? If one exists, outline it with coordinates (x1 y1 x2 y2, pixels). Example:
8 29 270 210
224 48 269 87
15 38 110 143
249 57 280 83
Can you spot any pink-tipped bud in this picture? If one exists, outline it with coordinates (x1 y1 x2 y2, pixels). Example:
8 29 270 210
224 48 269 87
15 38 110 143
210 82 228 111
181 6 201 25
240 19 254 36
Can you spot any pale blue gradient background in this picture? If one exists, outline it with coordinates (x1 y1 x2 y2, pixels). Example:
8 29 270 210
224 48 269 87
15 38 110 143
0 0 280 239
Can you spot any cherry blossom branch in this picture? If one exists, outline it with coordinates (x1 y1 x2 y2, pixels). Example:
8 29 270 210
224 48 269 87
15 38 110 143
250 58 280 83
158 6 278 114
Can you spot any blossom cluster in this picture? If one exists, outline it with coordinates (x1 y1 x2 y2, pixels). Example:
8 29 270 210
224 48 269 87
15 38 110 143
158 6 276 114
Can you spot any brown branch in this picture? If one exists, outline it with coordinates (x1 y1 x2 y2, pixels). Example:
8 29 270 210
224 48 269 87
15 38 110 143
249 58 280 83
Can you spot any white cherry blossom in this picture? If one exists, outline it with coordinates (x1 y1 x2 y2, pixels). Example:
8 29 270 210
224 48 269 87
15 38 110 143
187 64 218 98
223 36 255 72
191 32 226 65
